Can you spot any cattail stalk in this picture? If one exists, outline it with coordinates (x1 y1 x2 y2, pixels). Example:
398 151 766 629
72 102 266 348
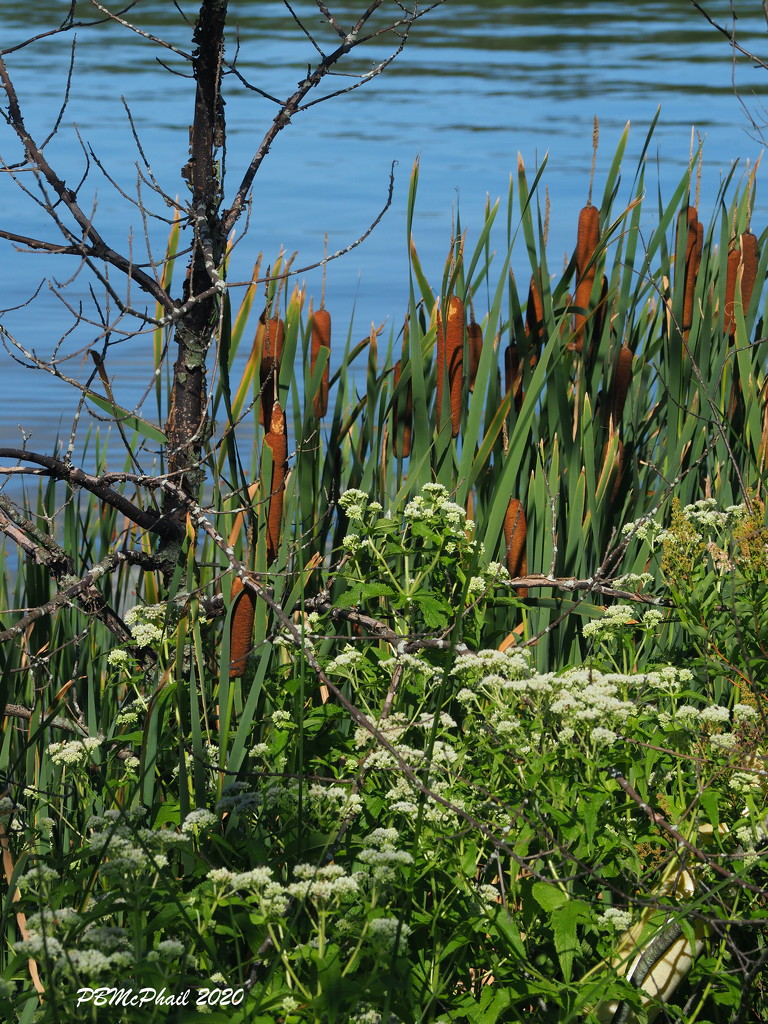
503 498 528 598
392 359 413 458
467 319 483 392
573 205 600 352
311 308 331 418
263 401 287 565
229 577 256 679
608 345 633 427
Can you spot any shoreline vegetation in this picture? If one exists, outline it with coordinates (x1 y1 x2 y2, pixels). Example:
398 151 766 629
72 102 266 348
2 121 768 1020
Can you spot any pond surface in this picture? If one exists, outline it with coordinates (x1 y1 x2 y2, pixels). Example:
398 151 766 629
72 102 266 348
1 1 768 458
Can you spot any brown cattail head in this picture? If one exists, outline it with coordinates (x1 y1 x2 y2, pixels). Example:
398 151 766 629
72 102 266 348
573 205 600 352
526 272 545 346
503 498 528 598
264 401 287 565
311 308 331 418
229 576 256 679
467 319 483 392
504 344 524 413
677 205 702 334
724 231 759 340
392 359 413 459
446 295 465 437
607 345 633 427
259 315 285 427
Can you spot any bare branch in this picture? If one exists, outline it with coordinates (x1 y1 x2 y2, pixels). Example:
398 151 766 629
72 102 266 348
0 55 176 312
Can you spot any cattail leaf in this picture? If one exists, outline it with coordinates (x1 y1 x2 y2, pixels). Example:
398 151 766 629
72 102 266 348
85 393 167 444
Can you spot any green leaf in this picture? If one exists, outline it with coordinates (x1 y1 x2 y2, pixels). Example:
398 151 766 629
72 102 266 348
411 592 450 629
531 881 568 912
333 582 396 608
552 899 581 984
86 392 167 443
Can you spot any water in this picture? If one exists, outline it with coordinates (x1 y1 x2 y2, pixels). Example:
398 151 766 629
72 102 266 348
1 0 767 458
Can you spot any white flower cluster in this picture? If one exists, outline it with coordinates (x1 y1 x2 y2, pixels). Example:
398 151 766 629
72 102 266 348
597 907 633 932
107 647 131 668
367 915 411 953
582 604 638 641
380 651 443 684
339 488 375 522
47 736 102 767
181 808 218 835
14 907 135 979
287 863 359 901
403 483 473 539
451 648 530 683
326 644 366 675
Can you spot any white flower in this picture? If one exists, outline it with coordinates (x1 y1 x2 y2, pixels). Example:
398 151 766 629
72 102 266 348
674 705 700 722
699 705 730 725
591 727 618 746
181 809 218 834
367 916 411 952
156 939 185 958
271 709 292 729
365 827 400 848
48 736 102 766
710 733 738 751
598 907 633 932
733 703 758 721
326 644 365 674
233 867 274 888
15 934 64 959
130 621 164 647
208 867 235 886
107 648 131 668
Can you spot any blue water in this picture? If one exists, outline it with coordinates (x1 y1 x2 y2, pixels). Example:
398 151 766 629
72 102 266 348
1 0 767 458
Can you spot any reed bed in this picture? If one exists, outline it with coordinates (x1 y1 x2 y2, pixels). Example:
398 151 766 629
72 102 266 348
2 123 768 1021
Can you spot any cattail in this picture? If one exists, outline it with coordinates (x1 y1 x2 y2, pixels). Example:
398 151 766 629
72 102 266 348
446 295 464 437
573 205 600 352
526 273 545 345
229 576 256 679
392 359 413 458
467 319 483 392
607 346 633 426
503 498 528 598
677 206 702 334
263 401 287 565
724 231 759 339
259 315 284 427
311 308 331 418
503 344 521 413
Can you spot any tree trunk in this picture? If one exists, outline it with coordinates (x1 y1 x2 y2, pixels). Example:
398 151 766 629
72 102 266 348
163 0 229 534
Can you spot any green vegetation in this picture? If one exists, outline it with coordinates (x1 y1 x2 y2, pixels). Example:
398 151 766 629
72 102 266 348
2 119 768 1023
